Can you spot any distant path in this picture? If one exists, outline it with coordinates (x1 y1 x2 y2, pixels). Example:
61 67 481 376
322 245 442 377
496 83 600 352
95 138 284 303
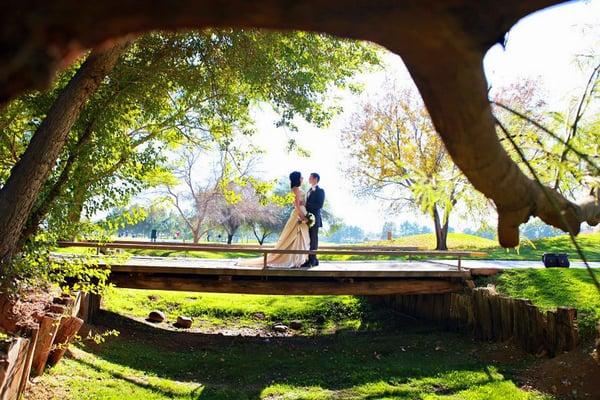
432 259 600 269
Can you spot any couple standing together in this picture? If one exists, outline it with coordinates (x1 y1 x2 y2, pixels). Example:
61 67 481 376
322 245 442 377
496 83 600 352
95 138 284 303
241 172 325 268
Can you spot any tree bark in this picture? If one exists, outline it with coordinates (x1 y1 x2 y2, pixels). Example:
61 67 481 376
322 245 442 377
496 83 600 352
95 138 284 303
192 231 200 244
432 205 449 251
0 40 130 263
19 117 97 244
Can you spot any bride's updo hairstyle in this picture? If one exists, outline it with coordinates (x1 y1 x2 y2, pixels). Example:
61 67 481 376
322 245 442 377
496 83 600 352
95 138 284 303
289 171 302 189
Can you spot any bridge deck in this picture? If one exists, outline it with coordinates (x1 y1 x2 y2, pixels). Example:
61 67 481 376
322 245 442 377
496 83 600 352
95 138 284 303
104 257 471 278
74 256 472 295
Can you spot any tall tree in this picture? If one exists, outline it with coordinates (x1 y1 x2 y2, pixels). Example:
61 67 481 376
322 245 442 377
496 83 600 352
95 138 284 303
0 40 130 262
343 84 475 250
0 30 379 254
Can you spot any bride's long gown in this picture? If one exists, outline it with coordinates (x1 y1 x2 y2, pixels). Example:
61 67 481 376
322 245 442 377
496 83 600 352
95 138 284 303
238 204 310 268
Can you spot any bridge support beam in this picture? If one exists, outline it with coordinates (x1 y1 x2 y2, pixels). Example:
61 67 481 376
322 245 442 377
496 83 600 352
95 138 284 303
78 293 101 324
109 274 466 296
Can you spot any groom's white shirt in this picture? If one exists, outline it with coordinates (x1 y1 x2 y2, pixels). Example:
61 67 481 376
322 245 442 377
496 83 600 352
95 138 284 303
306 185 317 202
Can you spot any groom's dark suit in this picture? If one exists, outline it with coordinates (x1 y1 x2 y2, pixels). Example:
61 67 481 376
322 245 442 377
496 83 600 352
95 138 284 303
305 185 325 266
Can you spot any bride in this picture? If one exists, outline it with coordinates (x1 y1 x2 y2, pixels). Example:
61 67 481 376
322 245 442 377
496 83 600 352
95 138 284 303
238 171 310 268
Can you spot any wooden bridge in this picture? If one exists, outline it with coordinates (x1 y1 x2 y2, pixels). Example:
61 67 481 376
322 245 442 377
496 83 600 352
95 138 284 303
57 241 486 296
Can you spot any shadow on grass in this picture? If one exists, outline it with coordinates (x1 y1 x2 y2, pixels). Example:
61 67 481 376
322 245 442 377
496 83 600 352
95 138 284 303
74 311 519 399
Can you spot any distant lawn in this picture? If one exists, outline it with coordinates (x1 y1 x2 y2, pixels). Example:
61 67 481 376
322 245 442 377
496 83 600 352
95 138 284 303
483 268 600 338
321 233 600 262
376 233 499 250
55 232 600 261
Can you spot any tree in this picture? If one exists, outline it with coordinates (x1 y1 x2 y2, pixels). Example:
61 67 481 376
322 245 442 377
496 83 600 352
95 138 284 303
344 83 475 250
249 203 287 245
0 40 131 262
213 183 256 244
492 73 600 202
165 148 222 244
380 221 396 240
325 224 365 243
105 202 191 240
2 1 600 250
397 221 432 237
0 29 379 259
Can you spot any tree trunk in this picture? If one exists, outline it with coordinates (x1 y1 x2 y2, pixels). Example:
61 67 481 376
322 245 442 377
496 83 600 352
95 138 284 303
192 231 200 244
19 116 98 244
227 234 233 245
432 205 449 251
0 40 130 263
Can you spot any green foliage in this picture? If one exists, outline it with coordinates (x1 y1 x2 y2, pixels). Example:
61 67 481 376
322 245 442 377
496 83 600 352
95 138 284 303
342 83 484 240
1 29 379 246
1 233 111 294
492 69 600 198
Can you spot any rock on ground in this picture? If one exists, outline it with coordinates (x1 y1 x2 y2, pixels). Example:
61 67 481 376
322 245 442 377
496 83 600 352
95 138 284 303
175 316 193 329
290 320 302 330
147 310 165 323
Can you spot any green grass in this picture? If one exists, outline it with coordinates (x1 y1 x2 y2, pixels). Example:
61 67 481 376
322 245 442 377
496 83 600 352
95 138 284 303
377 233 499 250
483 233 600 261
483 268 600 338
104 288 385 332
32 317 550 400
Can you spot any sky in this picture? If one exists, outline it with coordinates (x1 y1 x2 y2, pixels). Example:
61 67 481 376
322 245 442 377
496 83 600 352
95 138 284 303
241 0 600 234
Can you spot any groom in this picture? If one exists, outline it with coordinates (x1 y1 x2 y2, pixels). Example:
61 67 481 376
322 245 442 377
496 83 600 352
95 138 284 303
302 172 325 267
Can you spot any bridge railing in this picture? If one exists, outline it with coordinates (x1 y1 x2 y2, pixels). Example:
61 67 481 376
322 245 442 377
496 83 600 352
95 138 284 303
56 241 486 271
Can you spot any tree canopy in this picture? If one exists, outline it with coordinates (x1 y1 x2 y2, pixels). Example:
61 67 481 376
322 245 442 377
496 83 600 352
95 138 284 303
0 29 379 249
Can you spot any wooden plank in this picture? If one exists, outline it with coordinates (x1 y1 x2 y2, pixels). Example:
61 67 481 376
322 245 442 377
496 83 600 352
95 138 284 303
17 326 38 395
466 267 502 277
30 315 61 377
109 274 465 295
107 263 471 278
46 316 84 368
57 240 420 251
0 337 29 400
56 241 486 257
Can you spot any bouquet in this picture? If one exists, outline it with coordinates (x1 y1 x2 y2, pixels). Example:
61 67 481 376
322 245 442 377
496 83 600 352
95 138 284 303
299 212 316 228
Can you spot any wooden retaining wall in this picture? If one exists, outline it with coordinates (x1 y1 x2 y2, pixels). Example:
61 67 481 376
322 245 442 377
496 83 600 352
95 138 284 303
376 287 579 357
0 291 86 400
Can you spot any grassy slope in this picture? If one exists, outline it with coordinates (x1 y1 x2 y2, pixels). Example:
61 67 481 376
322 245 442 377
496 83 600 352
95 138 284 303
377 232 600 261
34 327 549 400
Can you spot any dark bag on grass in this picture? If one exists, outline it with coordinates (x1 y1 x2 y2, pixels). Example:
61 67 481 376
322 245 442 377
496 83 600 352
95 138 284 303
542 253 570 268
